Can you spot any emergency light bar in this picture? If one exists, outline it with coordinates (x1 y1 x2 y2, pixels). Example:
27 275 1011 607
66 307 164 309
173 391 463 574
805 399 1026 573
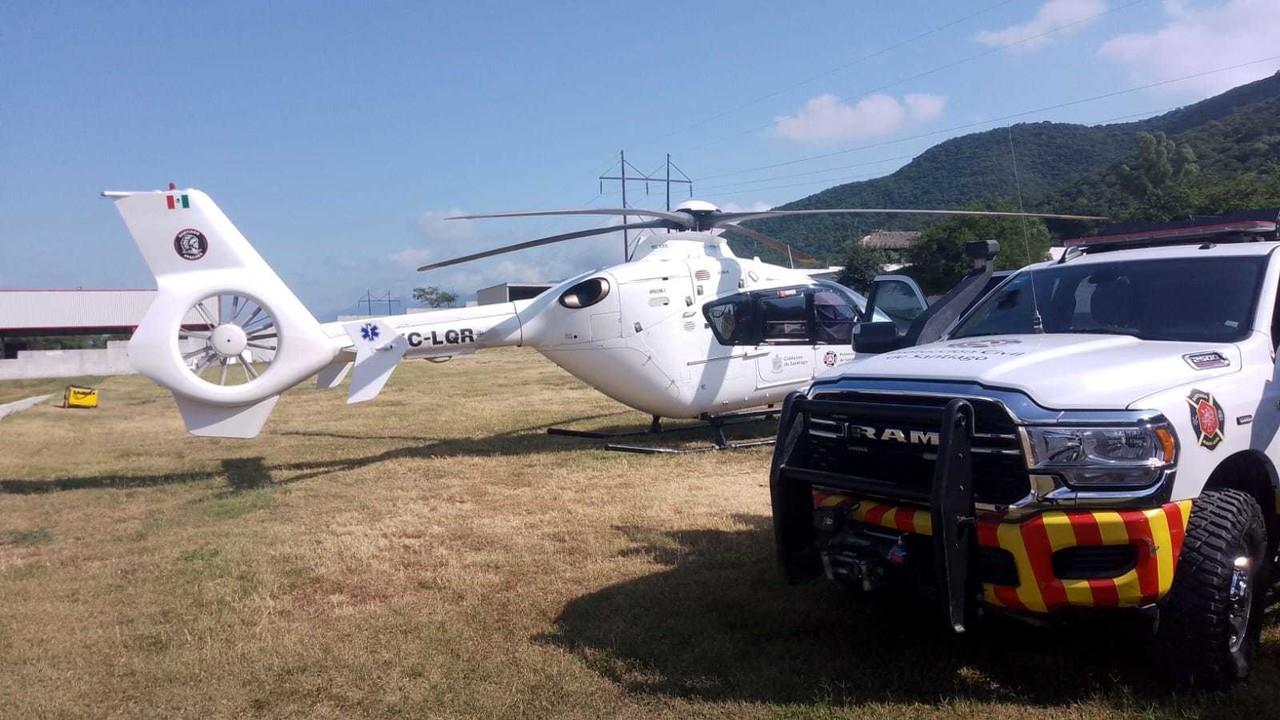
1064 220 1278 248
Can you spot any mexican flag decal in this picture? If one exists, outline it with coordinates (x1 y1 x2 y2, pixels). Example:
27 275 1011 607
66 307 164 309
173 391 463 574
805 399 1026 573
166 193 189 210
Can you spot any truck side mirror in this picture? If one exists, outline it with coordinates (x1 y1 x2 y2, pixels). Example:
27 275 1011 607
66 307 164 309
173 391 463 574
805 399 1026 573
852 321 906 354
965 239 1000 267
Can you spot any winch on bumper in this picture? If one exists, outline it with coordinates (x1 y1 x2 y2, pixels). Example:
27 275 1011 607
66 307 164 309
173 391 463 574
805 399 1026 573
808 490 1190 614
769 388 1191 629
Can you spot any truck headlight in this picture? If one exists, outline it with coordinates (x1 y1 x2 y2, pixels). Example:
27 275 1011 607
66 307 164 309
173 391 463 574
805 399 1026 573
1022 422 1177 489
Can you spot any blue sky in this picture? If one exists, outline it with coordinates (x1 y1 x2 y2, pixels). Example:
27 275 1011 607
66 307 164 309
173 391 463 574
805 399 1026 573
3 0 1278 318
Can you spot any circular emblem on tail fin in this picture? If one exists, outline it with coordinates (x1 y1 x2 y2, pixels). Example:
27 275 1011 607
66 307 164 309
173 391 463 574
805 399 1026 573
173 228 208 261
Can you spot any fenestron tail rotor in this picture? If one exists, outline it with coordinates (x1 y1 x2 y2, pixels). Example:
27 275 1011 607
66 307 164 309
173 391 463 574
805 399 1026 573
180 293 279 386
414 200 1106 272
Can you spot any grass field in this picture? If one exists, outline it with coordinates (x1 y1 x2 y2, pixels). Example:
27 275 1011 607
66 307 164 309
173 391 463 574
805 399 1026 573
2 348 1279 719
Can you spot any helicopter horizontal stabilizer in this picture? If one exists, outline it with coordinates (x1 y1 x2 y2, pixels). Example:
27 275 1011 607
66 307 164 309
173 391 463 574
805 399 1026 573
315 357 355 390
344 318 409 404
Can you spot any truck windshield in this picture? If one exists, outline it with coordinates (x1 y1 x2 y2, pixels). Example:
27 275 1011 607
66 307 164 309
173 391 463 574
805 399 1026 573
950 256 1267 343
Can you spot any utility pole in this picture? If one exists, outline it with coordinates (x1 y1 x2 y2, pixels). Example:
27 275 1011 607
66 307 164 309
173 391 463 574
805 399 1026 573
620 150 628 261
598 152 693 260
381 290 401 316
355 290 399 317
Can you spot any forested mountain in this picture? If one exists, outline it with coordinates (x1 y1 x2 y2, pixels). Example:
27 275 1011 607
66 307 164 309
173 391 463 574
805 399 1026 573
738 71 1280 263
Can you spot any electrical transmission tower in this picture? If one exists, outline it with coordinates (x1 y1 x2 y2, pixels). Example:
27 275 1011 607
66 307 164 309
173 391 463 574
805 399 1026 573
356 290 401 316
598 151 693 260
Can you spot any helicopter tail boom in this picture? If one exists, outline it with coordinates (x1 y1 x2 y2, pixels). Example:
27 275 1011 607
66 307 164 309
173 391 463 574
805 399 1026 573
337 302 526 404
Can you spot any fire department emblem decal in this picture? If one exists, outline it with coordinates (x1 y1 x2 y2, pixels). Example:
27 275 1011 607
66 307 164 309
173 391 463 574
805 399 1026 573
173 228 208 261
823 350 838 367
1186 389 1225 450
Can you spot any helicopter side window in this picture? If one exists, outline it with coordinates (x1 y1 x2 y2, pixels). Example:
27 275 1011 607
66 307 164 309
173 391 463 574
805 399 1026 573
813 289 858 344
704 295 759 345
759 291 810 343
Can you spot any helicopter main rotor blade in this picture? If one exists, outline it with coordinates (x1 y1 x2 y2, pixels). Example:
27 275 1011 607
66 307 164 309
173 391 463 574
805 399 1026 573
416 220 673 272
719 224 819 266
449 208 694 228
711 208 1108 225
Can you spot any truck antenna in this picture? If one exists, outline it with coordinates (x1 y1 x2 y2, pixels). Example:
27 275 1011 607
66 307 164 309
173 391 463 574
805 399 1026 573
1007 126 1044 333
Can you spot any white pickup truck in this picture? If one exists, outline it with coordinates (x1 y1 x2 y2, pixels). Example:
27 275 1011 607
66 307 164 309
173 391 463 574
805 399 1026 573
771 234 1280 686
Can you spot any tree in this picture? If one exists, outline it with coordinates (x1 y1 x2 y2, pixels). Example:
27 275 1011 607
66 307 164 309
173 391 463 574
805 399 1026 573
905 213 1052 295
836 241 890 293
1190 162 1280 215
1112 131 1199 221
413 286 457 308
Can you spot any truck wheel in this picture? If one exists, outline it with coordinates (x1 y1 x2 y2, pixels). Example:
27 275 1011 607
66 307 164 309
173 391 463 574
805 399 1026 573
1157 489 1269 687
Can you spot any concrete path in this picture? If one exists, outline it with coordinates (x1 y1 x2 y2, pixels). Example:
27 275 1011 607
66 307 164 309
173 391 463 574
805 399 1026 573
0 394 52 421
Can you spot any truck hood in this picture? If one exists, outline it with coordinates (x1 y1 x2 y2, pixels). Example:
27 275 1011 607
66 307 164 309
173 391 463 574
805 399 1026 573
847 334 1241 410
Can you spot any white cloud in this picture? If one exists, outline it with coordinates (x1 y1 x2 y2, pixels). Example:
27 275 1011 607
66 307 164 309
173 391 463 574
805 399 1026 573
974 0 1107 51
773 92 947 143
1099 0 1280 95
719 201 772 213
388 247 433 269
903 94 946 122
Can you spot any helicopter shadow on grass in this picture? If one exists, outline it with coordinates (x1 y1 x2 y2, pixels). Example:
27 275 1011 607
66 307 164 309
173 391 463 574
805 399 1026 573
0 412 776 495
536 514 1280 713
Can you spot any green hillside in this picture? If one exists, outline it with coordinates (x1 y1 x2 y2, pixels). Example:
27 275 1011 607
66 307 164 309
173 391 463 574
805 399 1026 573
736 71 1280 263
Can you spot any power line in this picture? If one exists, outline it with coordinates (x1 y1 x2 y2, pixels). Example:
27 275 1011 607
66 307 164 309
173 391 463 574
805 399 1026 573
697 152 921 192
684 0 1152 156
695 55 1280 182
598 151 693 260
643 0 1021 145
698 104 1186 200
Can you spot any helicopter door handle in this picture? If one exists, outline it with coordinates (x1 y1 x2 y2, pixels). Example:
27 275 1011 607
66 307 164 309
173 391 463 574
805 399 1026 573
688 350 768 366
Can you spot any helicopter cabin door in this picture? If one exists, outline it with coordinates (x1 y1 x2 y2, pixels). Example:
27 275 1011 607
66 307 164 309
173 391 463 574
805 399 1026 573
753 288 815 389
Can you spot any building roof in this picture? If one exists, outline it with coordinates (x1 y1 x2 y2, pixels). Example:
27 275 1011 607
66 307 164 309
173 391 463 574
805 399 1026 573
859 230 921 250
0 289 208 336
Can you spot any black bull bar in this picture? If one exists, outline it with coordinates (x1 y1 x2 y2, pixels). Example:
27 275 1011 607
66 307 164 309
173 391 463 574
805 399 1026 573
770 392 979 632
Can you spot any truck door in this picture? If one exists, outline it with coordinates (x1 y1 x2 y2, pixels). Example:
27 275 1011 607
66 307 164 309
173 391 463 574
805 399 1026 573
866 274 929 332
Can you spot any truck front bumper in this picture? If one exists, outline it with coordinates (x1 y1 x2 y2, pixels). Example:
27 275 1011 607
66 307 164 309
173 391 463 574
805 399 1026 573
813 490 1193 613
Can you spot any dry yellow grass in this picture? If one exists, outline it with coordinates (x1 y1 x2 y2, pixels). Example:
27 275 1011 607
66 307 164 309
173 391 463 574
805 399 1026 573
2 348 1278 719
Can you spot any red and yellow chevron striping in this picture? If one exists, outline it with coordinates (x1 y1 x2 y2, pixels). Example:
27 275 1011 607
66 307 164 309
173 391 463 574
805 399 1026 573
811 490 1192 613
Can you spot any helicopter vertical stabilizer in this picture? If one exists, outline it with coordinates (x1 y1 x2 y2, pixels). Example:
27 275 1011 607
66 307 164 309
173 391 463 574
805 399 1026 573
343 318 409 403
106 188 340 438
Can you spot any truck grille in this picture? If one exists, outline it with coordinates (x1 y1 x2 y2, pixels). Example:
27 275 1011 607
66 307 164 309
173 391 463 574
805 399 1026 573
791 391 1030 506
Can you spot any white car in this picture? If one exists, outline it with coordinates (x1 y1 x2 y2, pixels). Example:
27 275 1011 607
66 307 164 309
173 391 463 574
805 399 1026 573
772 235 1280 686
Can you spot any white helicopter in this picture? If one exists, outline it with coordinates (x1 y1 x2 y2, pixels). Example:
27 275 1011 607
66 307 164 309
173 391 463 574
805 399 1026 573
105 188 1098 440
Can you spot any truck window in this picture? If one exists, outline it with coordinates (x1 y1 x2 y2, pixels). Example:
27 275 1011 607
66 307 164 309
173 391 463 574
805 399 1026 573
1272 279 1280 351
873 278 927 331
951 256 1267 343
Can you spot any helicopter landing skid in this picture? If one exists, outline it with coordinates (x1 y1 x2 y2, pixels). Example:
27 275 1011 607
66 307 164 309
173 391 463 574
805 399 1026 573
546 409 778 454
605 436 776 454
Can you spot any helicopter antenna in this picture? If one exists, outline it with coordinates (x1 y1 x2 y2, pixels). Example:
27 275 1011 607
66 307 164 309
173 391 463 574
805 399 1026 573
599 151 693 260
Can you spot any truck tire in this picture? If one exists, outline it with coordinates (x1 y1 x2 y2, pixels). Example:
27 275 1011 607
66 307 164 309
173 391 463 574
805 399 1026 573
1156 488 1269 687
